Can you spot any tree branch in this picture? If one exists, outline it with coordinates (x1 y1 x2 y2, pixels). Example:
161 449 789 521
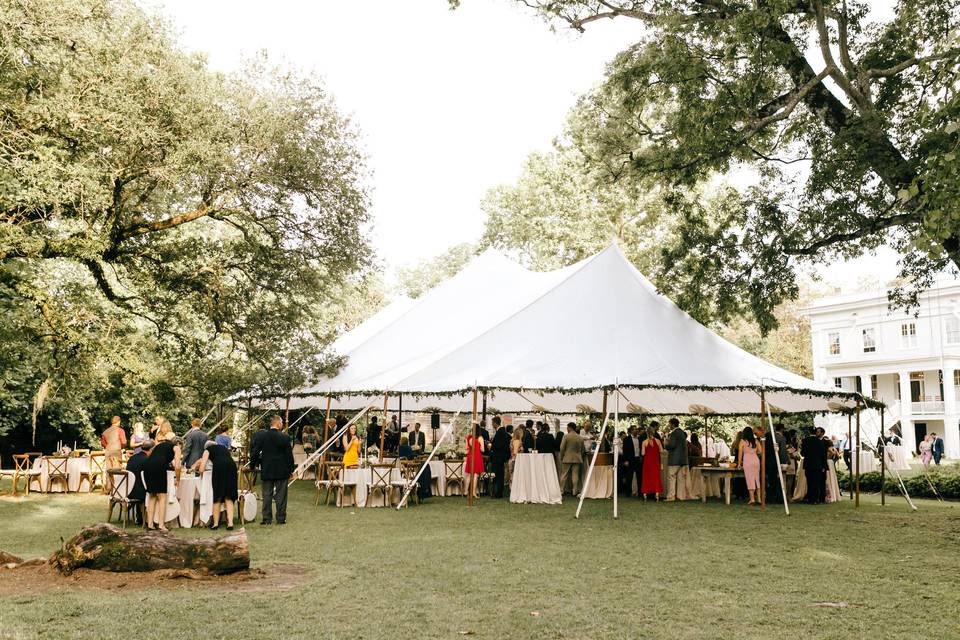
122 205 217 238
866 47 960 78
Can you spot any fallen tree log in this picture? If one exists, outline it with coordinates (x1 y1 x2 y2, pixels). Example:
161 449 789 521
50 523 249 575
0 550 23 565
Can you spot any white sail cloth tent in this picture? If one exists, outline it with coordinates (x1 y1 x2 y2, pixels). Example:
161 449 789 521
243 243 862 416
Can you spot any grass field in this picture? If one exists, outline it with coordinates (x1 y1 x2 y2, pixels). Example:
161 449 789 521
1 481 959 640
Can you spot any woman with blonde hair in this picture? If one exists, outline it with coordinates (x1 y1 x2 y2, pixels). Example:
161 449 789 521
142 432 182 531
509 427 523 479
156 419 176 442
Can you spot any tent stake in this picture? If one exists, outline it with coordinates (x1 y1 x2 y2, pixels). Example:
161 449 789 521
880 406 886 506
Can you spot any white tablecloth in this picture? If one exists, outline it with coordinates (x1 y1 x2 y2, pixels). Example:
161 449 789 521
581 465 613 499
855 451 877 473
793 459 841 503
338 466 402 507
29 457 91 493
510 453 561 504
884 445 911 471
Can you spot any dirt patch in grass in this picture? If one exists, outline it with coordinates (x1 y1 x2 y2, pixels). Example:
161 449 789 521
0 562 309 597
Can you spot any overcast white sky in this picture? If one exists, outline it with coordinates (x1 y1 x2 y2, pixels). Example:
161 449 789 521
156 0 902 291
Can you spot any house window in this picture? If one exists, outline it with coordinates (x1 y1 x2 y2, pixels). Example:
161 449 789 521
834 377 843 389
900 322 918 348
828 332 841 355
862 327 876 353
955 370 960 389
946 316 960 345
870 374 878 399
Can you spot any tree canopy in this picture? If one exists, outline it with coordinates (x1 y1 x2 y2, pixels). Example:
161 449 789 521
396 242 478 299
462 0 960 332
0 0 374 445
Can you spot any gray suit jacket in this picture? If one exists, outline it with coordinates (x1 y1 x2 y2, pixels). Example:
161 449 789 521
665 428 688 466
182 428 209 469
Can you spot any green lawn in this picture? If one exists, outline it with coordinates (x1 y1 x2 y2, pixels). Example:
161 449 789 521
1 481 959 640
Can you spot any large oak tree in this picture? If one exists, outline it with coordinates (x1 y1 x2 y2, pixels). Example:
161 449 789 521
462 0 960 332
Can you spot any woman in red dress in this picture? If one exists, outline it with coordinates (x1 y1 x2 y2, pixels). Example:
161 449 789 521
640 425 663 501
465 429 485 498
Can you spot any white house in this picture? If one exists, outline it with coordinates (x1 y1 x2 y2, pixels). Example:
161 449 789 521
805 279 960 458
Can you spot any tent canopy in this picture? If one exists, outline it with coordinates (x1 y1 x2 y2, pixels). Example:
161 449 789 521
245 244 866 415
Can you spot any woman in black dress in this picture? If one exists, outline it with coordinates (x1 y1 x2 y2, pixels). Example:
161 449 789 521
197 441 238 530
142 434 181 531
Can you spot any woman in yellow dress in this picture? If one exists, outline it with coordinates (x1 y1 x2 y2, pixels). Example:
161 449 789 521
342 423 360 468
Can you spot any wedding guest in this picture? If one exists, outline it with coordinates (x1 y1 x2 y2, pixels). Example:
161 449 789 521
801 427 828 504
465 428 485 499
535 423 556 454
250 415 295 525
149 415 164 438
559 423 584 495
130 422 147 451
302 426 319 454
490 417 510 498
785 429 800 497
214 424 232 449
664 418 688 501
385 415 400 452
101 416 128 471
522 420 536 453
142 433 181 531
125 440 151 524
738 427 762 506
156 418 176 442
367 416 382 448
182 418 208 469
688 432 703 460
198 440 238 530
640 426 663 500
622 426 642 497
341 423 360 469
397 435 413 459
648 421 663 442
408 422 426 453
919 435 933 468
931 432 944 465
509 425 523 479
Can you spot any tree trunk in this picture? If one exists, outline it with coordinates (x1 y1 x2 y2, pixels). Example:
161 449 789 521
50 523 249 575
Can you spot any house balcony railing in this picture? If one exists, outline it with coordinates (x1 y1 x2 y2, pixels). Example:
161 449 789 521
912 400 945 414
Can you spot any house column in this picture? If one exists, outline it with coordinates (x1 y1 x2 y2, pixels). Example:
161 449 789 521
898 370 916 454
858 374 872 400
943 367 959 458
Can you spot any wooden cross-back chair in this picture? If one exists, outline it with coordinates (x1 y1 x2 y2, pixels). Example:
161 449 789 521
79 451 106 493
396 461 422 507
315 461 343 506
106 470 143 529
444 460 464 496
1 454 41 496
367 463 396 508
44 455 70 493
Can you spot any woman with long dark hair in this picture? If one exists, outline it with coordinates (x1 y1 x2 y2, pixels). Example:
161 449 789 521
737 426 762 505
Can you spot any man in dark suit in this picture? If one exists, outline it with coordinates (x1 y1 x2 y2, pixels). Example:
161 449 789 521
489 417 510 498
367 416 381 449
621 426 642 497
125 440 151 524
522 420 535 453
251 415 295 525
931 432 944 464
800 427 827 504
408 422 426 454
535 423 556 454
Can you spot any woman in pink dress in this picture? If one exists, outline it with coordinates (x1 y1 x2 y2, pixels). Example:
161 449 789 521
465 429 485 498
738 426 762 505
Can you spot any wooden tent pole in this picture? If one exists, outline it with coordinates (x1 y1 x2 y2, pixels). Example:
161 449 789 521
855 404 861 508
468 388 478 507
321 395 332 481
847 413 853 499
380 393 388 461
284 395 290 433
759 390 766 512
880 406 886 506
613 382 619 520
